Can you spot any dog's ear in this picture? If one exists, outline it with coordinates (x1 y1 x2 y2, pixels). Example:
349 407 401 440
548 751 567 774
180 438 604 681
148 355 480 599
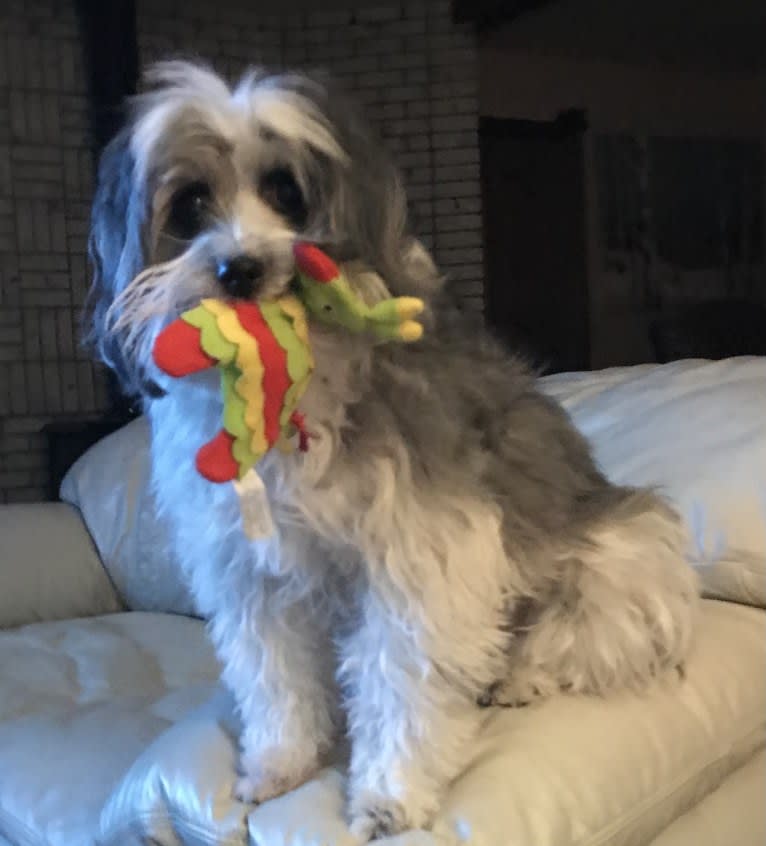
400 238 443 297
83 128 149 399
309 78 440 300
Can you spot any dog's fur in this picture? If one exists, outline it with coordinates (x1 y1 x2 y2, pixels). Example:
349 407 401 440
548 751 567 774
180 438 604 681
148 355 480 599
84 62 698 839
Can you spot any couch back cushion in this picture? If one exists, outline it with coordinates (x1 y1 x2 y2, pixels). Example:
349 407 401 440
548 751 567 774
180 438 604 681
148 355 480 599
62 358 765 613
0 502 122 627
541 357 766 607
60 417 196 616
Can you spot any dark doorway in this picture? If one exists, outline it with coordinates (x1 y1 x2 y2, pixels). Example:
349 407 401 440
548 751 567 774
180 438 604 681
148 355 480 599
480 111 590 373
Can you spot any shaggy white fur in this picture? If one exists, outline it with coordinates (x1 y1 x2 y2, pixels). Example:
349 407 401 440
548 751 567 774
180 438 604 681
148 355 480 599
84 61 699 840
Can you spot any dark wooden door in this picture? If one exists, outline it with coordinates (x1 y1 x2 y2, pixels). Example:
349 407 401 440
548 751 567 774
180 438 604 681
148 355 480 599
480 112 590 373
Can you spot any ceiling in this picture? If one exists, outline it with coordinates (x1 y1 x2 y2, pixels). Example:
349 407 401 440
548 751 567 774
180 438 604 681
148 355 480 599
481 0 766 74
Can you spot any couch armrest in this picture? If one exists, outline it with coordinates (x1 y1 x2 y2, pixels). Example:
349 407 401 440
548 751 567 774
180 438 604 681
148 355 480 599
0 503 122 628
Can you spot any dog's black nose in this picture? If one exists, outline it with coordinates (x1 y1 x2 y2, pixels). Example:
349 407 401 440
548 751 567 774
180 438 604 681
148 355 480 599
216 256 264 299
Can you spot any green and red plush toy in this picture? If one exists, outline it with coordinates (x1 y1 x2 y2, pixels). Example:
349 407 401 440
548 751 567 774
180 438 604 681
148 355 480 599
152 242 424 536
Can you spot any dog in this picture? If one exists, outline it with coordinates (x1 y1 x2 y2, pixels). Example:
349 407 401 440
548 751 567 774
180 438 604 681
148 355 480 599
84 61 698 840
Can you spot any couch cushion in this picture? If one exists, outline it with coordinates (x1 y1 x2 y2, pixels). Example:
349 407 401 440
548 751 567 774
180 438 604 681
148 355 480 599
0 612 221 846
0 503 121 629
541 358 766 607
94 600 765 846
60 417 196 617
431 601 765 846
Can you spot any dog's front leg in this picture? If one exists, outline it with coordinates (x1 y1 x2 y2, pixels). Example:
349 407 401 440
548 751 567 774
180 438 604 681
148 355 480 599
340 588 498 840
209 583 338 805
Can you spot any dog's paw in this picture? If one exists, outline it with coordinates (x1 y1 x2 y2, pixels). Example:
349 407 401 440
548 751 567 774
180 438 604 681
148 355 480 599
479 669 559 708
234 772 299 805
233 747 319 805
349 795 410 841
478 680 530 708
348 789 436 841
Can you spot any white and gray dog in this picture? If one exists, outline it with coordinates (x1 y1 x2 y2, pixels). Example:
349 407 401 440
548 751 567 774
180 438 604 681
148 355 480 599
85 61 698 839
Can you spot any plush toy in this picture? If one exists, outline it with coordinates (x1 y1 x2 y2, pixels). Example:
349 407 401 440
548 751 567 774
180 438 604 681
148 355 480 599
152 243 424 537
152 295 314 484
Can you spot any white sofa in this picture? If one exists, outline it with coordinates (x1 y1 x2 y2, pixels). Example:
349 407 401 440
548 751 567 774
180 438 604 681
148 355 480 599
1 358 765 846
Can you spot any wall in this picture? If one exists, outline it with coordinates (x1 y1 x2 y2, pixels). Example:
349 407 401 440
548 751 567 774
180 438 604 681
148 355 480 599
135 0 483 305
0 0 107 503
0 0 483 502
479 44 766 368
479 47 766 136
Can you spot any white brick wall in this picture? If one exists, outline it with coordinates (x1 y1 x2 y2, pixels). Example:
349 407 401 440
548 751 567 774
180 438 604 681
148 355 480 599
0 0 482 502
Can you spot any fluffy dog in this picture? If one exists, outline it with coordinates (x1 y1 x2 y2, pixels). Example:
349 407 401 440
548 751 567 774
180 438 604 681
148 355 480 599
85 61 698 839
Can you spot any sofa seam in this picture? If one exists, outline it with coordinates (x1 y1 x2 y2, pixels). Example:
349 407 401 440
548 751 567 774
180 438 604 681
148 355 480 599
58 501 128 612
579 722 766 846
98 809 247 846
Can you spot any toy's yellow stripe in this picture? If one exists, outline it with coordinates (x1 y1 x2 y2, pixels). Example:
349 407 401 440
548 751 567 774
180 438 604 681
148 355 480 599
261 299 314 434
220 368 258 478
260 299 314 383
277 295 310 348
201 300 268 459
182 304 238 364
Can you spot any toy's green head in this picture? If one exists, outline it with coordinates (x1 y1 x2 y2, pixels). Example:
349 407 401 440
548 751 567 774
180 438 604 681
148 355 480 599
292 242 424 343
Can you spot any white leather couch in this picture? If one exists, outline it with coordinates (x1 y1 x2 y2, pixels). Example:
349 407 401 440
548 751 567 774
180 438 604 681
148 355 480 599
1 358 765 846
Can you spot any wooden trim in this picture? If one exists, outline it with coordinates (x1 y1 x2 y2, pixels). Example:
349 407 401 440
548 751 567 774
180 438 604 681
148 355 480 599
74 0 139 155
479 113 591 372
74 0 140 417
480 110 588 140
453 0 559 29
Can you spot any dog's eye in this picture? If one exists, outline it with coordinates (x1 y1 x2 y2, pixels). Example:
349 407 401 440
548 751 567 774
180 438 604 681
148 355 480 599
167 182 212 240
260 168 307 226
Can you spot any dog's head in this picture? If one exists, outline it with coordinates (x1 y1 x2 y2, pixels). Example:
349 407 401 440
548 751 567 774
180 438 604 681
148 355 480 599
85 60 440 402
